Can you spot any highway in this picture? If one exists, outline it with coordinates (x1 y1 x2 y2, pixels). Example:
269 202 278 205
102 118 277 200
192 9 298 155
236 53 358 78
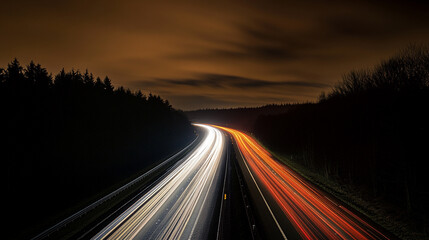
216 125 390 240
92 124 226 240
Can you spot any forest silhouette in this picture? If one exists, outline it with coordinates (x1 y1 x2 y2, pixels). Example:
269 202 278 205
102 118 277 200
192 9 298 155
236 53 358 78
189 46 429 237
1 59 195 237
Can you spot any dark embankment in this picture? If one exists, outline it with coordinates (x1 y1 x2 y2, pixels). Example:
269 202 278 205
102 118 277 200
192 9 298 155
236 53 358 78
188 46 429 239
186 104 292 132
254 46 429 239
1 59 195 238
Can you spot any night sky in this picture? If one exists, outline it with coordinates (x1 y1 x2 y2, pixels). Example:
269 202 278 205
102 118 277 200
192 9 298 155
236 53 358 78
1 0 428 110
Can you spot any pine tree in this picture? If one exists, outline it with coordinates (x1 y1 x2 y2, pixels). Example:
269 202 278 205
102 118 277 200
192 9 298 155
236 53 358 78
103 76 114 93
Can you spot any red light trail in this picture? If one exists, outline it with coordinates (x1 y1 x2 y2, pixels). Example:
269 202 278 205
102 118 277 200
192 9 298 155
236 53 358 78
216 125 389 240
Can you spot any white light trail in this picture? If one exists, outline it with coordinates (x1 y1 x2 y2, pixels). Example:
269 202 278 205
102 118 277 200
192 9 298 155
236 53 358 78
92 124 225 240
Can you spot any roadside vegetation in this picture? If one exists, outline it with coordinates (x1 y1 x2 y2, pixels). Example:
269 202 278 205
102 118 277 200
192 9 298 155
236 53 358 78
1 59 195 239
254 45 429 239
188 45 429 239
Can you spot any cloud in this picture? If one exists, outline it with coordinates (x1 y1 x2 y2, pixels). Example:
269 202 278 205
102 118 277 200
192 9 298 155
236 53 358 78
150 73 330 89
2 0 429 110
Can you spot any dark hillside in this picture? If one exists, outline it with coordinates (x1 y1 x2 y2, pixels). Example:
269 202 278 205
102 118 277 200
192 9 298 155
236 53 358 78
254 46 429 238
186 104 293 132
1 59 195 237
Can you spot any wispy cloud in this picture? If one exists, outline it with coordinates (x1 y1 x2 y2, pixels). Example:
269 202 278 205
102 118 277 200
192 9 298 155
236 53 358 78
2 0 428 109
150 73 330 89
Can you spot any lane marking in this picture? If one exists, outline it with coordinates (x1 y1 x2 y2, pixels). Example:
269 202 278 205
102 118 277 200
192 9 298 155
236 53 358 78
236 141 288 240
216 140 229 240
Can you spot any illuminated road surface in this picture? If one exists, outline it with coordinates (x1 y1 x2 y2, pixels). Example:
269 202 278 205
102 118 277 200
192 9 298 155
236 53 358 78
93 124 225 240
217 126 389 240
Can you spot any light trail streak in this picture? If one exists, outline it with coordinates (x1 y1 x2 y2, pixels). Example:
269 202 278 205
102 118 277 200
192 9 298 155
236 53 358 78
92 124 225 240
216 125 389 240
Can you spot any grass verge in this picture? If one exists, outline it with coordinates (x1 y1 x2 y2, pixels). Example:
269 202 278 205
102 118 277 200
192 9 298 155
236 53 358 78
251 135 426 240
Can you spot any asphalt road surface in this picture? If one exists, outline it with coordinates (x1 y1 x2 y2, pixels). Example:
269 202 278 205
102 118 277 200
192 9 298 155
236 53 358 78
217 125 390 240
92 124 226 240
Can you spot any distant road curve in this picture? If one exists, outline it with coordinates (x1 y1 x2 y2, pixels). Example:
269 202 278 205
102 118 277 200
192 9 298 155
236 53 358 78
216 125 390 240
92 124 226 240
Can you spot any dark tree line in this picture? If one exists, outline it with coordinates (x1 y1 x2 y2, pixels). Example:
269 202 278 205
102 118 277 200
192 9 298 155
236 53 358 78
254 46 429 234
186 104 293 132
1 59 195 237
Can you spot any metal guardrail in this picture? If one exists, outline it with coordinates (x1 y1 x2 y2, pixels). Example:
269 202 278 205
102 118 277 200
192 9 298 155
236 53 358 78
31 136 199 240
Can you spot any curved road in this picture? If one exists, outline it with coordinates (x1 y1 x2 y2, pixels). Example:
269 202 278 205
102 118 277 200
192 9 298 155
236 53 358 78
92 124 226 240
217 125 390 240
